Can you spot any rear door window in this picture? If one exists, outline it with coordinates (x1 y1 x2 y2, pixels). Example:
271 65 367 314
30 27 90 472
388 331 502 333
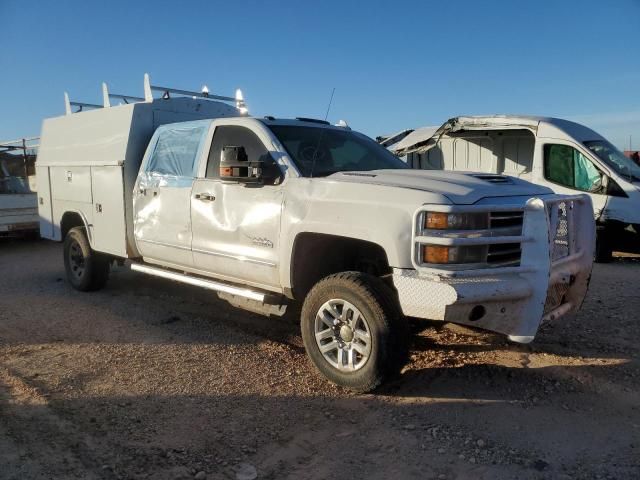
146 124 207 177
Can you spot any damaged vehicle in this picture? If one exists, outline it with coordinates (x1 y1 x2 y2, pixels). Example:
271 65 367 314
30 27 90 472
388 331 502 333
390 115 640 262
36 77 595 391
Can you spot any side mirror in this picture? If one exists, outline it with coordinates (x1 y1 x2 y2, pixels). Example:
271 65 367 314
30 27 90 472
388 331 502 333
592 173 611 194
219 146 263 183
589 174 604 193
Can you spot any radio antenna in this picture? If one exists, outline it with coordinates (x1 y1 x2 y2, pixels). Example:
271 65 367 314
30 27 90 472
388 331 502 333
324 87 336 121
310 88 336 178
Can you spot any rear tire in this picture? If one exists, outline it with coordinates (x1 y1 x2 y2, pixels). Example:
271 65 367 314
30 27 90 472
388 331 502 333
301 272 407 393
63 226 110 291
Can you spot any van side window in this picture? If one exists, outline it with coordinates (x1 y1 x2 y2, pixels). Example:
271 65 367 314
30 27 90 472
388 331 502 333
544 144 603 193
146 125 206 177
206 126 280 183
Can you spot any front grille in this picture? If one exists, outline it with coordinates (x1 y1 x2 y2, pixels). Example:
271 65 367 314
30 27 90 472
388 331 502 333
489 211 524 229
544 282 570 314
548 202 570 261
487 242 521 266
487 211 523 266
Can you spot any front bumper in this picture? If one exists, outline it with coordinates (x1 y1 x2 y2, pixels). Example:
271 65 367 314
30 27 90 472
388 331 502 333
393 195 595 343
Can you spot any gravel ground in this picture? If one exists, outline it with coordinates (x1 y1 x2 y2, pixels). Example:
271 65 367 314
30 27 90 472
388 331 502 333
0 238 638 480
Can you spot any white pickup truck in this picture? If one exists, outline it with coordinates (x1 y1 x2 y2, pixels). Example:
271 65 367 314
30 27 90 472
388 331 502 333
36 77 595 391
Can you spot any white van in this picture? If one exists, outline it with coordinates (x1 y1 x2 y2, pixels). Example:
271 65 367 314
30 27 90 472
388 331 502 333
391 115 640 261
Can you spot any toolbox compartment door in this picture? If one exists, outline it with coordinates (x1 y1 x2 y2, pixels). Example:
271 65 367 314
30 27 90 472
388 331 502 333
35 166 54 239
91 166 127 257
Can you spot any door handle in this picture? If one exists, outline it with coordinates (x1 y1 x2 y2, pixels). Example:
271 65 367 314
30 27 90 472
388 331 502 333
195 193 216 201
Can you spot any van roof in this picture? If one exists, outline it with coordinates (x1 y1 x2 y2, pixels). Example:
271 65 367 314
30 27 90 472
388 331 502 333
390 115 606 155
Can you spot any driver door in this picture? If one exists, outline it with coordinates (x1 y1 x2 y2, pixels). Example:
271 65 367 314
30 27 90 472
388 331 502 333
190 125 284 289
537 142 608 216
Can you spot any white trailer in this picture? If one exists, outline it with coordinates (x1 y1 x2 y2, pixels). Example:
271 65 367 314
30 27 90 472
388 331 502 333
0 137 39 235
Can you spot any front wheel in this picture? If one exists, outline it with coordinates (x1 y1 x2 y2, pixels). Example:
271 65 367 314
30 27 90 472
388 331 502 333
301 272 407 392
594 227 613 263
63 226 110 291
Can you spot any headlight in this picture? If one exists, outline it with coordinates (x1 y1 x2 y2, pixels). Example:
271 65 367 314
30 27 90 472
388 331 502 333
425 212 489 230
423 245 488 264
416 208 523 269
421 212 489 265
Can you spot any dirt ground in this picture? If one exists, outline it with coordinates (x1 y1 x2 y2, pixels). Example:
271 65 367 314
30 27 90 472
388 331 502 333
0 238 638 480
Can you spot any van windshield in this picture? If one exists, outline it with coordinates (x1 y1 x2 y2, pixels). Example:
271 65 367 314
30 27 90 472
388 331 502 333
584 140 640 182
268 125 409 177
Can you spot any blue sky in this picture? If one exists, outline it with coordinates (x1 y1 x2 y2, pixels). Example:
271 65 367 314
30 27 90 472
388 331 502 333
1 0 639 149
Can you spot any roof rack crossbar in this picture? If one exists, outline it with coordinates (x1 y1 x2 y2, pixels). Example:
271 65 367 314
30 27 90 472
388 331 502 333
0 137 39 147
149 84 236 103
64 92 103 114
0 137 39 156
109 93 145 102
102 82 145 107
70 101 103 108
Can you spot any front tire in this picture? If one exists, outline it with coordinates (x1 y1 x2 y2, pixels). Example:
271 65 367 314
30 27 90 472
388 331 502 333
595 227 613 263
63 226 110 291
301 272 407 392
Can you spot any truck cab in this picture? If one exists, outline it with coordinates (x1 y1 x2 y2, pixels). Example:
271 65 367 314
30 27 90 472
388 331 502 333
391 115 640 261
37 79 595 392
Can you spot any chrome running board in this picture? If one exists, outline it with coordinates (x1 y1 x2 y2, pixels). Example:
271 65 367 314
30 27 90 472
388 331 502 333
130 263 265 302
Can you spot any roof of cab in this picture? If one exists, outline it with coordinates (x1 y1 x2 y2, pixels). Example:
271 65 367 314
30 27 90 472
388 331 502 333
258 117 349 131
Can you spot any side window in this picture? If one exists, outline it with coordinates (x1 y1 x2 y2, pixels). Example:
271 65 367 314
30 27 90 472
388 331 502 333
206 126 280 183
146 125 206 177
544 144 602 193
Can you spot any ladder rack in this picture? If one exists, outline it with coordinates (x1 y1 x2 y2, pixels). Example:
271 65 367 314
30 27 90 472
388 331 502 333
0 137 40 153
64 73 247 115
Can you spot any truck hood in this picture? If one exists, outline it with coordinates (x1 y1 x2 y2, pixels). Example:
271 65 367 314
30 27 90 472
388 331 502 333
328 169 553 205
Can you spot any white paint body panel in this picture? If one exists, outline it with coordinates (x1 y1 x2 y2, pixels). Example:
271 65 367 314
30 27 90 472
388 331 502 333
191 178 283 287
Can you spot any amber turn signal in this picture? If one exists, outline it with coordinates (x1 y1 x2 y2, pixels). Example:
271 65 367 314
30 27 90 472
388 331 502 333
425 212 448 229
423 245 450 263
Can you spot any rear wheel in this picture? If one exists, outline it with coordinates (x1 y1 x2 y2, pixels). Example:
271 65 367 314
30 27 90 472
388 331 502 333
301 272 407 392
63 226 110 291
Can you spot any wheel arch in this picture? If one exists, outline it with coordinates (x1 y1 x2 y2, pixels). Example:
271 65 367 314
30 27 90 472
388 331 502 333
60 210 93 246
289 232 392 300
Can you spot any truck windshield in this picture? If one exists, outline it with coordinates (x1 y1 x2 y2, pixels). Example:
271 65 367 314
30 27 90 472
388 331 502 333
268 125 409 177
584 140 640 182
